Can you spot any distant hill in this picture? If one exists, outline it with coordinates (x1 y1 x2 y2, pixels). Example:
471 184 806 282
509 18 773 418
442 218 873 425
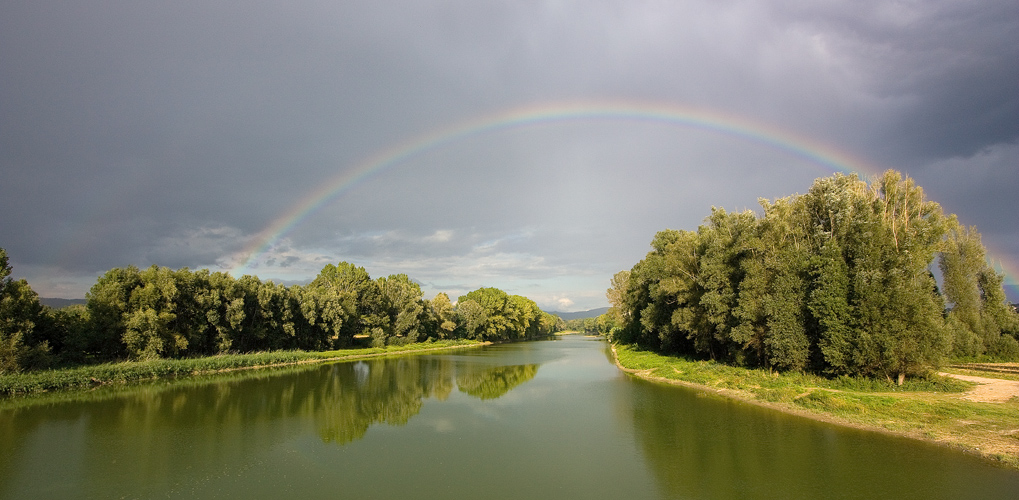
547 307 609 320
40 298 87 309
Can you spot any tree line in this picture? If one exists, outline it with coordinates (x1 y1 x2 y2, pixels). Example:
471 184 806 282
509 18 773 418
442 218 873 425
564 316 614 334
602 171 1019 383
0 252 563 373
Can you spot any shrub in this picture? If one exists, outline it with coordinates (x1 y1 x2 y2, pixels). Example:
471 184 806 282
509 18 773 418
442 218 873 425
988 335 1019 361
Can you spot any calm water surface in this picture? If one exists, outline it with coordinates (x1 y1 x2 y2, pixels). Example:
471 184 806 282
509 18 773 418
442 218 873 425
2 336 1017 499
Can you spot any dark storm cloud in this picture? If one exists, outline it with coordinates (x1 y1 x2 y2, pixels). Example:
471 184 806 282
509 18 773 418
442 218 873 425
1 0 1016 308
773 1 1019 162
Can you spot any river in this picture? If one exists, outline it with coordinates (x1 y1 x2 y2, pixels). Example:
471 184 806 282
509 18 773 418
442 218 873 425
1 336 1016 499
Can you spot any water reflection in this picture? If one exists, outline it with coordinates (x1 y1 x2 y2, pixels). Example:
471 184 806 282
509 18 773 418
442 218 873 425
315 358 456 444
456 364 540 400
625 377 1019 500
0 353 543 499
4 339 1018 500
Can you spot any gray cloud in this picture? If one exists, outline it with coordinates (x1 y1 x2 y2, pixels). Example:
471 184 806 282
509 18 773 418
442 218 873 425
2 0 1016 309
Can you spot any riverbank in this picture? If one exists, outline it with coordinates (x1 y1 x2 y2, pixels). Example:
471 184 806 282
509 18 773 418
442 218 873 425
0 339 487 396
610 343 1019 469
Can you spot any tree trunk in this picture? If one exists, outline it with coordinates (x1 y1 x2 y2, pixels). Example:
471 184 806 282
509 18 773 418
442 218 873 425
897 372 905 386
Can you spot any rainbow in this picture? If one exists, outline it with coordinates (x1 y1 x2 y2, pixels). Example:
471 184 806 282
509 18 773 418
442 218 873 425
229 100 1014 290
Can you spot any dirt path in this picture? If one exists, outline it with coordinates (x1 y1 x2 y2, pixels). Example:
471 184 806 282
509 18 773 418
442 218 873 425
939 372 1019 403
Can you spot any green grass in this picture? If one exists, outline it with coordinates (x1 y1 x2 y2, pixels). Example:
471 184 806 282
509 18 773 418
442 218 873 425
612 344 969 400
612 344 1019 469
0 339 482 397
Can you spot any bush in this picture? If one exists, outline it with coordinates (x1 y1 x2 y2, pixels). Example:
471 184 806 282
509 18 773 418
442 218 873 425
988 335 1019 361
369 327 387 348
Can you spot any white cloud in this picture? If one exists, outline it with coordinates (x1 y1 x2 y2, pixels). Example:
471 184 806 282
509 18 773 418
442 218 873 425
424 229 454 243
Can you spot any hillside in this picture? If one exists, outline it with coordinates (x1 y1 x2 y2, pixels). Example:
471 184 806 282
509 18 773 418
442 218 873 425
547 307 609 320
39 298 87 309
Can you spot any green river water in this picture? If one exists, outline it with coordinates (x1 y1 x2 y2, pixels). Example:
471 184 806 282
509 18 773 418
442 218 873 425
1 336 1017 499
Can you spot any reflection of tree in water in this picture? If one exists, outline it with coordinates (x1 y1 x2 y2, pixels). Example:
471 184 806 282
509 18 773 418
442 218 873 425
0 356 547 496
0 356 460 494
1 366 333 495
315 356 455 444
455 364 540 400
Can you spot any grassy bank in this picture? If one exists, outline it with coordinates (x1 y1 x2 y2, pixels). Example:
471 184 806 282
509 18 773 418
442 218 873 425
0 339 484 396
612 343 1019 469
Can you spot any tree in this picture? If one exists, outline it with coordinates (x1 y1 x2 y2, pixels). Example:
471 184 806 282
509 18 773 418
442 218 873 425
456 299 487 340
376 274 425 346
606 270 630 314
200 271 248 354
807 241 854 373
85 266 141 360
43 304 91 365
0 248 50 373
169 268 217 356
757 197 810 372
694 208 756 360
977 268 1019 359
538 311 564 337
299 283 350 350
861 171 950 383
122 265 181 359
611 170 962 382
425 292 457 339
458 288 512 340
309 262 384 347
508 295 539 339
799 173 872 374
940 223 990 356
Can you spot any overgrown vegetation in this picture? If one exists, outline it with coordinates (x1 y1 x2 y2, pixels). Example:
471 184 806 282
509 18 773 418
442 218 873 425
0 248 563 375
600 171 1019 383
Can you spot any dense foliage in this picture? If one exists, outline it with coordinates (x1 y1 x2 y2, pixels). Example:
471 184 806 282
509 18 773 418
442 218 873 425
605 171 1019 383
0 253 562 374
0 249 52 372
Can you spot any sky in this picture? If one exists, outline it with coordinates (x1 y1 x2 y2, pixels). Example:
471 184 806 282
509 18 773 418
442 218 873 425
2 0 1017 312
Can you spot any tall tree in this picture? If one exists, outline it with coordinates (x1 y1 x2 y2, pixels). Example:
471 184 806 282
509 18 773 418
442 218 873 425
377 274 425 346
807 241 854 373
0 248 50 373
85 266 140 360
977 268 1019 358
508 295 539 339
759 197 810 372
309 262 383 346
939 223 990 356
458 288 511 340
456 299 487 340
695 208 756 360
605 270 631 335
122 265 181 359
612 170 968 381
425 292 458 339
